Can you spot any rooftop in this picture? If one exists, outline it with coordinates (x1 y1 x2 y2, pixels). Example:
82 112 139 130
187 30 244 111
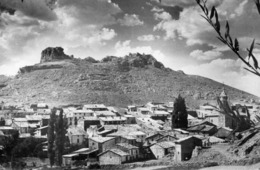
73 110 94 113
209 136 225 143
146 133 163 139
84 104 107 109
201 125 215 132
175 136 193 143
37 103 48 108
173 129 189 134
26 115 44 121
73 148 90 153
13 121 29 127
37 126 48 130
129 131 146 136
0 126 14 130
89 136 115 143
94 111 116 117
99 148 129 157
62 153 78 158
108 132 137 140
116 143 139 150
67 127 86 136
99 116 127 121
153 110 170 115
138 108 150 111
155 141 175 148
124 114 135 117
13 118 27 122
83 116 100 121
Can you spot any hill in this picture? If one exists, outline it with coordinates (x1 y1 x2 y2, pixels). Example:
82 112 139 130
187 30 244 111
0 47 258 107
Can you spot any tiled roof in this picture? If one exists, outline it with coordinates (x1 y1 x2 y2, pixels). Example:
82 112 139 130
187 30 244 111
153 110 170 115
13 118 27 122
201 125 215 132
99 116 127 121
129 131 146 136
13 121 29 127
116 143 139 150
146 133 163 139
83 116 100 120
175 136 193 143
84 104 107 109
156 134 178 141
155 141 175 148
187 125 205 131
94 111 116 117
106 148 129 156
209 136 225 143
89 136 115 143
67 127 86 136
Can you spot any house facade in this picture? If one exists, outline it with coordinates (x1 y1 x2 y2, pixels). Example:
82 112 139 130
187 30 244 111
175 136 202 161
150 141 175 159
98 148 130 165
88 136 116 153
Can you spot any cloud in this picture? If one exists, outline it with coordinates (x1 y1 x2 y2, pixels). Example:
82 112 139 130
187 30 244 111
0 0 57 21
58 0 121 26
153 0 259 49
118 14 144 26
0 0 122 75
152 0 197 8
137 34 160 41
114 40 166 63
190 49 223 61
154 11 172 21
153 6 214 44
182 58 260 97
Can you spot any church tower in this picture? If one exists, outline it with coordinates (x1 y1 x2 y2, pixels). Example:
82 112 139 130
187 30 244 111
218 88 235 129
219 89 228 103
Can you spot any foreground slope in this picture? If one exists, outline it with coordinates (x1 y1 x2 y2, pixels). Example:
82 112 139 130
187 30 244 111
0 48 258 107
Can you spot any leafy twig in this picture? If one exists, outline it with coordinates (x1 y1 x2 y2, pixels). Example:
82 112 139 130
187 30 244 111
196 0 260 77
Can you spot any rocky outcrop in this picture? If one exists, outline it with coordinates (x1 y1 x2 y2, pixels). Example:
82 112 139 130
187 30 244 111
2 48 258 108
19 64 63 74
84 57 99 63
101 53 165 69
40 47 72 63
125 53 164 69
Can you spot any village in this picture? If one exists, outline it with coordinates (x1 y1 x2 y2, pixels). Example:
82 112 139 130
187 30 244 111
0 89 259 169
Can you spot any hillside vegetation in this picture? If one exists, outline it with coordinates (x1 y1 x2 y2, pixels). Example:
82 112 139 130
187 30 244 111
0 47 258 107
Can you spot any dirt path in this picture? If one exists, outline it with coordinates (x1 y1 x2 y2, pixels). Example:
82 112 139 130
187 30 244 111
210 143 241 161
201 162 260 170
129 165 169 170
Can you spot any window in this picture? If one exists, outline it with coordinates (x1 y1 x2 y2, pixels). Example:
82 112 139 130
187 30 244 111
77 138 80 143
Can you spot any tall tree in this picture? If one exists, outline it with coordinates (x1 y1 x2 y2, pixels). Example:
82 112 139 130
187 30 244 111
3 130 19 160
48 108 56 167
55 108 66 166
172 95 188 129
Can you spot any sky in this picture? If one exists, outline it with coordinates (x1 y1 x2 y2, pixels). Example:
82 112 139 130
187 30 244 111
0 0 260 96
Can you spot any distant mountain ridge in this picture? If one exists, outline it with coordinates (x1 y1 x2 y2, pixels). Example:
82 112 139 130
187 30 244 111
0 47 258 108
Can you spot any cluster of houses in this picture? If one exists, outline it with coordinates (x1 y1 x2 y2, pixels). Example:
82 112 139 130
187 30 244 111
0 90 260 167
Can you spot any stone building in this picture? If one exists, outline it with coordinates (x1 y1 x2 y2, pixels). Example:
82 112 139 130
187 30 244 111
98 148 130 165
218 90 235 129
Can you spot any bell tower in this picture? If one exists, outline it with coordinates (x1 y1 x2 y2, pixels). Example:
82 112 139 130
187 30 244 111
220 89 228 102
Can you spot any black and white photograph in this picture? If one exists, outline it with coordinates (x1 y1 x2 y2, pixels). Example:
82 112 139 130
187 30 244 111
0 0 260 169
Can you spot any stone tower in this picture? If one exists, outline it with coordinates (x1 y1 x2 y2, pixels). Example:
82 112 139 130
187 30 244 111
219 89 228 103
218 89 235 129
